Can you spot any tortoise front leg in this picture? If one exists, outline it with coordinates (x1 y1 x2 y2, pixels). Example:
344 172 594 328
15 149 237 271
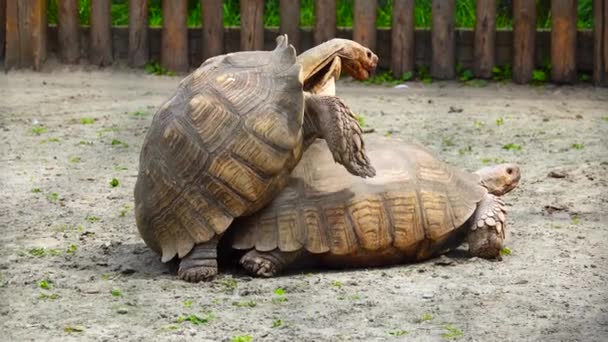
467 194 508 259
178 237 219 282
303 93 376 178
240 249 303 278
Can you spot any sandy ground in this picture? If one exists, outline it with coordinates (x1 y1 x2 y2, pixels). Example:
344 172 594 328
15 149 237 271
1 68 607 342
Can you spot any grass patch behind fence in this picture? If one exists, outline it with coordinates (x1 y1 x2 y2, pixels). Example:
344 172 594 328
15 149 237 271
47 0 593 29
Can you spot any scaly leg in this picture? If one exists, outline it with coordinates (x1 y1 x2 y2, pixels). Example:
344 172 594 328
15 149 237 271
178 237 219 282
467 194 508 259
303 94 376 178
240 249 303 277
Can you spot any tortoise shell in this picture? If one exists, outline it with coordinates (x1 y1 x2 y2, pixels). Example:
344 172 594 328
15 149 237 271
232 137 487 261
134 37 305 262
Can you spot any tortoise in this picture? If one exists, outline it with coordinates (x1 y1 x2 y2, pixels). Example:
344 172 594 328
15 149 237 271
231 137 521 277
134 35 378 282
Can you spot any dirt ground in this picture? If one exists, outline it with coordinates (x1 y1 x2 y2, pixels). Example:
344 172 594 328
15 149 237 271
1 67 607 342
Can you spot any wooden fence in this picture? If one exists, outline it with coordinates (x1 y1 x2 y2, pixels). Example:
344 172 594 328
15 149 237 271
2 0 607 86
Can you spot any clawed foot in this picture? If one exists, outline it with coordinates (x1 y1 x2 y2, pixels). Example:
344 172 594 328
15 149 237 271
240 251 280 278
325 96 376 178
178 261 218 282
468 194 507 259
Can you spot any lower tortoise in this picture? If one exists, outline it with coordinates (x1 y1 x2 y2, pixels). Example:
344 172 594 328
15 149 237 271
231 137 521 277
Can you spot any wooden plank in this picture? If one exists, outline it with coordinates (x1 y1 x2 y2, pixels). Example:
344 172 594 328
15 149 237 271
4 0 20 68
202 0 224 60
128 0 148 67
280 0 300 51
353 0 377 50
512 0 536 83
473 0 497 78
314 0 336 45
90 0 113 66
58 0 80 64
594 0 608 86
0 0 6 60
4 0 47 70
161 0 188 72
551 0 577 83
240 0 264 51
431 0 455 79
391 0 415 78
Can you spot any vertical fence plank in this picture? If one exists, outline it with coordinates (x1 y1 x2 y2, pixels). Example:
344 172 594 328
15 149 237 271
594 0 608 86
353 0 377 50
473 0 497 78
512 0 536 84
202 0 224 60
280 0 300 51
391 0 415 78
314 0 336 45
4 0 18 68
0 0 6 61
58 0 80 64
90 0 113 66
129 0 148 67
551 0 577 83
4 0 47 70
431 0 455 79
162 0 188 72
240 0 264 51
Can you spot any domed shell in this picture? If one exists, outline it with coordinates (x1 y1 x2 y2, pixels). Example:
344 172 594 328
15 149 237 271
135 36 305 262
232 137 487 260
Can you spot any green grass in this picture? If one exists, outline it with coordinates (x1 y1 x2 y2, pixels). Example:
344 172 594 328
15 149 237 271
442 325 464 340
39 279 53 289
232 335 253 342
64 326 85 333
46 0 594 29
31 125 48 135
176 313 214 325
109 178 120 188
388 329 409 336
502 143 522 151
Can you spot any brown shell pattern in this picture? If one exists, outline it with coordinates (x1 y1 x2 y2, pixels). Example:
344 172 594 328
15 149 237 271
232 137 487 257
135 37 305 262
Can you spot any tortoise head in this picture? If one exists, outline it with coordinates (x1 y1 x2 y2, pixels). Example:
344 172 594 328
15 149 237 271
475 164 521 196
337 40 379 80
298 38 378 92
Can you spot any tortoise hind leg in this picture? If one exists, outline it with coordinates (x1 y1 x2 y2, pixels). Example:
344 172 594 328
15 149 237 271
303 94 376 178
467 194 508 260
240 249 303 277
178 237 219 282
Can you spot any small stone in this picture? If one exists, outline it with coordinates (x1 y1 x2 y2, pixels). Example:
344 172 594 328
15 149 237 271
514 279 529 285
476 220 484 229
116 307 129 314
448 106 463 113
422 292 434 299
548 171 567 178
496 222 502 233
487 211 494 217
485 217 497 226
434 256 454 266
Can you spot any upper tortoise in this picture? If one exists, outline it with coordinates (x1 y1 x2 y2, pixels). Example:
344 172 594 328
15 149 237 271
134 35 378 282
231 137 521 277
